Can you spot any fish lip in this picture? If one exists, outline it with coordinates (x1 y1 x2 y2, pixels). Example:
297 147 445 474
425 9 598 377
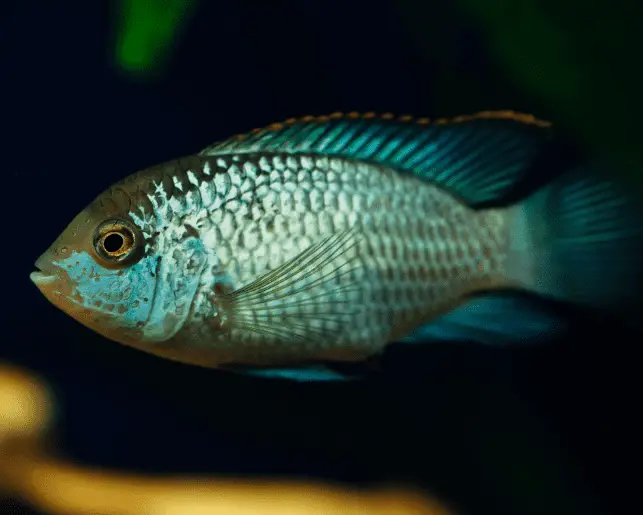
30 269 59 285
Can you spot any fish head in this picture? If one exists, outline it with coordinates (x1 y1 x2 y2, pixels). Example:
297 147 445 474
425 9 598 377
29 175 205 350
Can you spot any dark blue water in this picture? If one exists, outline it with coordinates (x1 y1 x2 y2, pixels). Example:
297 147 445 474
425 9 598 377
3 1 629 514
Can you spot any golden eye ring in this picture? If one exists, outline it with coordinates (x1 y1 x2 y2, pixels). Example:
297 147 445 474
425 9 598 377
93 219 143 266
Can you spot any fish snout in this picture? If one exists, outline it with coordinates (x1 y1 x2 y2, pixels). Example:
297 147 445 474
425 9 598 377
30 252 73 299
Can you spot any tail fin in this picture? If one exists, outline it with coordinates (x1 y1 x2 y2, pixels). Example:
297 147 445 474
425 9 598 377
506 164 643 316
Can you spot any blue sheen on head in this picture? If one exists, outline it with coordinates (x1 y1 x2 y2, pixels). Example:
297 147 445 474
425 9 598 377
52 249 158 328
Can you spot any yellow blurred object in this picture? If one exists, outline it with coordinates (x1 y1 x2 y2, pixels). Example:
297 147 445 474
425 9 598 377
0 363 453 515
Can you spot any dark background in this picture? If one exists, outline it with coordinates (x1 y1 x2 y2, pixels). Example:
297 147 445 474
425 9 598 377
2 1 637 514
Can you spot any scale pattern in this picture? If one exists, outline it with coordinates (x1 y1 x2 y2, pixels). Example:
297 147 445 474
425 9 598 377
119 152 511 366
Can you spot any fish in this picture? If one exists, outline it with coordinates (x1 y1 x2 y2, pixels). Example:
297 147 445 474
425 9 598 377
30 111 643 382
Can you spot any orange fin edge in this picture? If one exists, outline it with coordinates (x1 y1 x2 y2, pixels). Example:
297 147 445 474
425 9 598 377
231 110 552 141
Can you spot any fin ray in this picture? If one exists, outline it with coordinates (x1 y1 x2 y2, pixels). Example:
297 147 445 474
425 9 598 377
221 227 364 348
507 163 643 316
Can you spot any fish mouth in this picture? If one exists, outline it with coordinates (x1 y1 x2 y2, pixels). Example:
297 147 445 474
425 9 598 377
30 258 61 287
30 262 73 301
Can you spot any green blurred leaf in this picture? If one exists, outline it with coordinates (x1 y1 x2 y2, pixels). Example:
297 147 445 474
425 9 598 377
115 0 197 74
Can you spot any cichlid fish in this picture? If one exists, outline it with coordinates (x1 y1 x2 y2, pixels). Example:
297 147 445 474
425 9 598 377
30 111 643 381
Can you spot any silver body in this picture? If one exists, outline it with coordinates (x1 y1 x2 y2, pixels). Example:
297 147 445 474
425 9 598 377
135 153 511 367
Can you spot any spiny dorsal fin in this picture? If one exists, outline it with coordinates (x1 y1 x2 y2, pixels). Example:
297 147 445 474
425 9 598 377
199 110 553 207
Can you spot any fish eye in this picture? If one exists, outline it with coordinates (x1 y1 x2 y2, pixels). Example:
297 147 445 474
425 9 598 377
93 219 143 266
102 231 131 255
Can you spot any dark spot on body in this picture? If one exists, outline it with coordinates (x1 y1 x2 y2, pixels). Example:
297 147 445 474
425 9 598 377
213 282 230 296
136 321 145 327
184 224 200 239
143 297 149 302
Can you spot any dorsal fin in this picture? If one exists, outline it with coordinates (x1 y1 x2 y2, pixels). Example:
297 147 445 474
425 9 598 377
200 111 553 207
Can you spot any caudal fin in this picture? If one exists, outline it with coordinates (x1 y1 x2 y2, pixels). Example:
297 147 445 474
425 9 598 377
507 164 643 316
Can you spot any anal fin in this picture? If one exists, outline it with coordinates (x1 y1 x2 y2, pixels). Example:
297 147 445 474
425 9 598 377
397 294 567 346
